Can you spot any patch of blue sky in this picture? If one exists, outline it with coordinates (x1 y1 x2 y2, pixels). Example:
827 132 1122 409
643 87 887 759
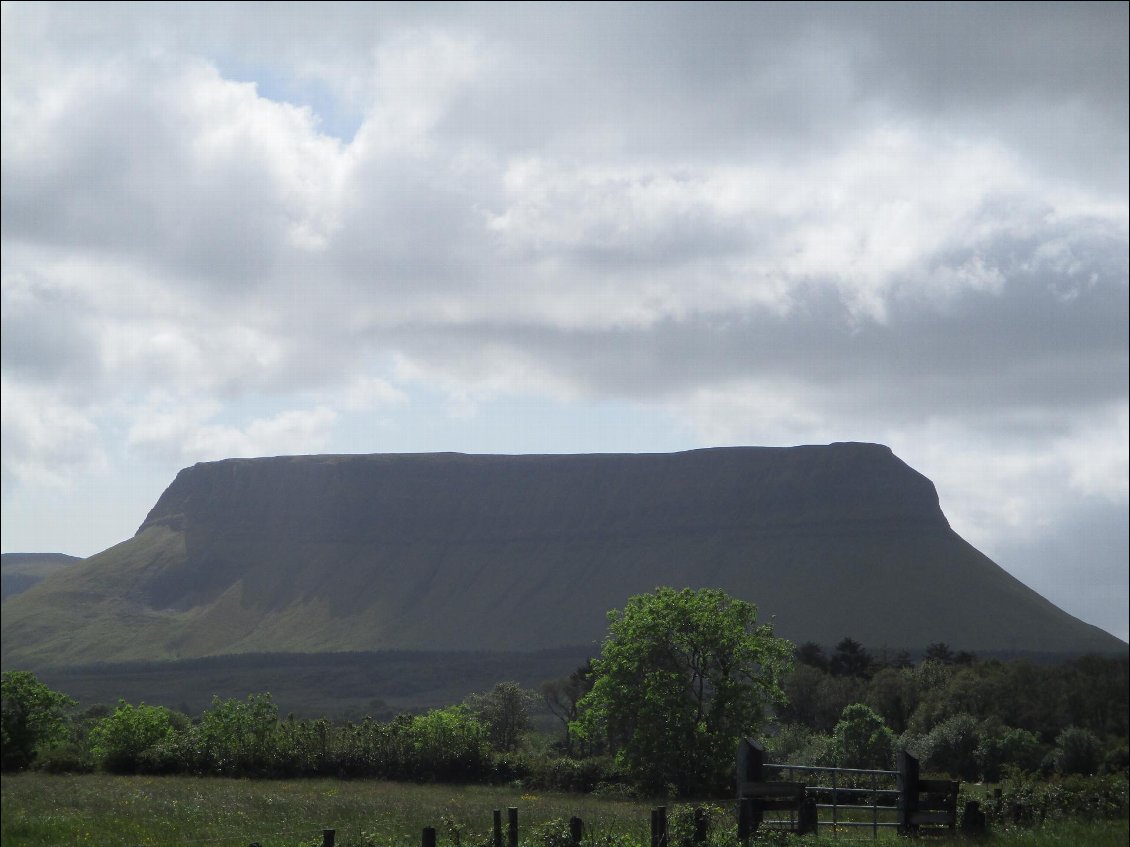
213 57 364 143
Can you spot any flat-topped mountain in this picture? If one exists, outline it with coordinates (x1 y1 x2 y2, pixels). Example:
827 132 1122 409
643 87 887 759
1 444 1122 667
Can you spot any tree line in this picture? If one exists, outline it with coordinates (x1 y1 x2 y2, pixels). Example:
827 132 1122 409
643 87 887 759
769 637 1128 781
3 588 1127 797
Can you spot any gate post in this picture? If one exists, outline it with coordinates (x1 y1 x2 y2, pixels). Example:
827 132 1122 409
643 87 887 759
897 749 920 836
736 739 766 840
736 737 764 787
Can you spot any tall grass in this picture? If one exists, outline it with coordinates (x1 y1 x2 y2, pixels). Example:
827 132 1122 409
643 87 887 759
1 773 651 847
2 773 1127 847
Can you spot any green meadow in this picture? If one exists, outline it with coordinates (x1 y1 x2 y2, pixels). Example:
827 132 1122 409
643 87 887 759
3 773 1128 847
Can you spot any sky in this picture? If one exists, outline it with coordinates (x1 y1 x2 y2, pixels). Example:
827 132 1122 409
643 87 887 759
2 2 1127 642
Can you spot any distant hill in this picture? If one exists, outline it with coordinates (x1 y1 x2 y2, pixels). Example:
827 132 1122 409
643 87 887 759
1 444 1122 670
1 553 82 601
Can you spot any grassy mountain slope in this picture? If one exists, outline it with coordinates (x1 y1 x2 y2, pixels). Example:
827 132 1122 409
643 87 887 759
1 553 82 601
1 444 1122 667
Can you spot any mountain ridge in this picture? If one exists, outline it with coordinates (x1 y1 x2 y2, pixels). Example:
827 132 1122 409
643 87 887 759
2 443 1122 667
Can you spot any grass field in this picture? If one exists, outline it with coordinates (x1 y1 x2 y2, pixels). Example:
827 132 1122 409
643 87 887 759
2 773 1127 847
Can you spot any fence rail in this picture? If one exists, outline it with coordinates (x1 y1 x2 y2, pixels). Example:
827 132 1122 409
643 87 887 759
737 738 963 839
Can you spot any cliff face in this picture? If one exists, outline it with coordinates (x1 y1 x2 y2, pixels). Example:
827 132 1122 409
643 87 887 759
1 444 1122 665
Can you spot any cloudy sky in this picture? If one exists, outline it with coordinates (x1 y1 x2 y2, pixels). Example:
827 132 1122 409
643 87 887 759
2 2 1127 641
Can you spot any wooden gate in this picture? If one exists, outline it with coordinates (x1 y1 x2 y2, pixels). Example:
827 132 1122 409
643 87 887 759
737 739 959 838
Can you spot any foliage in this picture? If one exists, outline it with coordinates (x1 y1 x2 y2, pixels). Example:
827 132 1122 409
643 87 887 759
831 703 895 769
907 712 981 780
862 666 919 733
988 771 1130 824
777 664 861 732
1 671 76 771
88 701 176 773
574 587 793 796
1052 725 1104 776
775 644 1128 780
977 726 1045 781
192 692 280 775
466 682 537 753
763 723 835 767
829 637 873 678
408 705 491 781
541 661 594 754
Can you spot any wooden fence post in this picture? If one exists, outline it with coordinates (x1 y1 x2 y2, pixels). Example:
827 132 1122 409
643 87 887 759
569 816 583 847
736 737 764 790
650 807 667 847
423 827 437 847
737 797 753 844
897 749 920 836
736 738 765 841
693 807 707 843
508 807 519 847
322 829 335 847
493 809 503 847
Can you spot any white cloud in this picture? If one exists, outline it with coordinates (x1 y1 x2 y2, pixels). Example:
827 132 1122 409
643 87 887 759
127 399 338 464
0 377 105 490
1 3 1125 639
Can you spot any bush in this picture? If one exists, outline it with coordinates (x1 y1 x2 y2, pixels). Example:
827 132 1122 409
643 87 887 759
989 771 1129 824
920 713 980 780
764 723 835 767
89 701 176 773
832 703 895 769
33 742 93 774
1 671 76 770
196 693 279 776
524 755 620 792
976 726 1044 781
408 705 491 782
1053 726 1104 776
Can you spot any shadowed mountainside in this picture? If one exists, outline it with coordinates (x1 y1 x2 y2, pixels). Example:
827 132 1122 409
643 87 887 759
1 444 1122 668
1 553 82 601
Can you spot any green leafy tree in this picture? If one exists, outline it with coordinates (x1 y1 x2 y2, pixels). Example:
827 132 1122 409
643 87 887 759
408 705 490 781
541 661 594 754
574 586 793 795
832 703 895 769
1054 725 1104 775
976 726 1044 780
830 637 874 679
88 701 175 773
922 712 981 780
466 681 536 753
864 666 920 734
795 642 829 672
1 671 76 770
196 693 279 775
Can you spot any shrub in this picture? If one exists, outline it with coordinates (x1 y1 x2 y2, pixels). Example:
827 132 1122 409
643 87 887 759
976 726 1044 781
989 771 1129 824
89 701 176 773
1 671 76 770
1053 726 1104 776
922 713 980 780
408 705 491 782
832 703 895 769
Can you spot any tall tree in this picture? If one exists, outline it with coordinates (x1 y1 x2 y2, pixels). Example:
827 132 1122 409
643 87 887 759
465 682 535 753
541 660 593 754
575 587 792 795
830 637 874 678
1 671 75 770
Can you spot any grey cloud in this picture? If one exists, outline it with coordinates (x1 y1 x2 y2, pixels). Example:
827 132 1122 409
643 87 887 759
375 210 1126 429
